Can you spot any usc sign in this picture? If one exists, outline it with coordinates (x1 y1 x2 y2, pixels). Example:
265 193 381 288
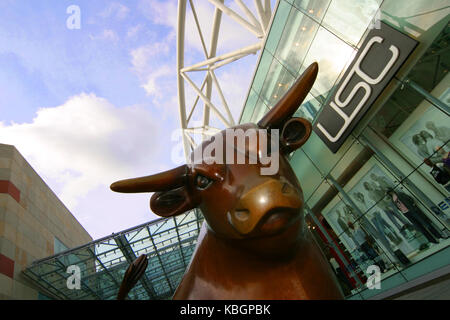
313 21 417 153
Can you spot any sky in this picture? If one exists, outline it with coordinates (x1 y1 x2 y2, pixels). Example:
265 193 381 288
0 0 266 239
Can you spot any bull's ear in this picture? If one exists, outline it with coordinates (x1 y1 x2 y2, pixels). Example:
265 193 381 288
150 187 198 217
258 63 318 130
280 117 312 154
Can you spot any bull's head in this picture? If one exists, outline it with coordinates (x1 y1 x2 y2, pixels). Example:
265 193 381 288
111 63 318 258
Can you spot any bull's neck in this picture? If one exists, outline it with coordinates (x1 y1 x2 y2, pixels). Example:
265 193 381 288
174 223 342 299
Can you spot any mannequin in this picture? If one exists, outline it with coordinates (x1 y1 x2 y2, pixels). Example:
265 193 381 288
347 221 386 273
368 174 414 237
336 209 356 248
353 188 402 266
386 189 443 244
343 204 359 222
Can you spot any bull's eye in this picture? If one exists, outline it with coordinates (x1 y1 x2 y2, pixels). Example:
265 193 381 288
196 174 213 190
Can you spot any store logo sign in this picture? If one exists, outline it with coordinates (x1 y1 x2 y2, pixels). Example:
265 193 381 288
313 21 418 153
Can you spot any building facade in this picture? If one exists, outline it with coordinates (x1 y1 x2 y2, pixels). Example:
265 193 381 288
0 143 92 299
240 0 450 299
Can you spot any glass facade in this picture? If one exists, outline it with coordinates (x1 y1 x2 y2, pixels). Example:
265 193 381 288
23 210 203 300
240 0 450 299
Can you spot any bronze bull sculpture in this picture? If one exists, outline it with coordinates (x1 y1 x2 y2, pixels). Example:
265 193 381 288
111 62 343 300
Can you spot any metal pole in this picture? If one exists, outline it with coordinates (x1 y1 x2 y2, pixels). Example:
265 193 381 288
402 78 450 116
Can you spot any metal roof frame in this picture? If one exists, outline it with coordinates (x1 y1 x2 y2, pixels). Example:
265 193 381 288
23 209 204 300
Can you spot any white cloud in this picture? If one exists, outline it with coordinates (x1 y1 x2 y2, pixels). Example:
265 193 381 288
89 29 120 43
139 0 258 56
131 0 266 127
129 35 179 117
127 24 144 38
99 2 130 20
138 0 178 28
130 40 171 75
141 65 173 97
0 93 164 210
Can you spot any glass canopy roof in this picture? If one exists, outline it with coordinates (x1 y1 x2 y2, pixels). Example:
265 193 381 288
23 209 204 300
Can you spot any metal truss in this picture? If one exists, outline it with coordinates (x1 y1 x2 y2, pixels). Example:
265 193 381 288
177 0 274 159
23 210 204 300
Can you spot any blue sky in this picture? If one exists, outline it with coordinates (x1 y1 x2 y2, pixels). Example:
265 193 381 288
0 0 261 239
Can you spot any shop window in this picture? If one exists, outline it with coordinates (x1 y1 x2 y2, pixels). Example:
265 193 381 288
367 23 449 212
304 127 449 297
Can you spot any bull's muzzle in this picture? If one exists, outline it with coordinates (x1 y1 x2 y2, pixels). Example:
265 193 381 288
227 178 303 236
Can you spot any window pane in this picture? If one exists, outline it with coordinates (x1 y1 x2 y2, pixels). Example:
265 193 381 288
274 8 319 75
250 97 270 123
240 88 258 123
368 74 450 197
290 149 323 200
322 0 382 46
265 0 291 55
252 50 273 94
381 0 449 40
295 94 320 122
293 0 332 22
259 58 295 108
302 27 356 97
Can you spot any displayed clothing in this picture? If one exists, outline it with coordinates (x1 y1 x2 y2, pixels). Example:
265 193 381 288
390 191 442 244
367 182 386 204
336 211 357 247
404 211 441 244
360 242 387 272
337 215 350 236
343 195 400 265
343 205 359 222
383 207 413 232
329 258 354 291
371 211 402 246
366 213 403 265
329 258 340 271
353 227 367 246
351 226 387 272
393 249 411 265
430 164 450 185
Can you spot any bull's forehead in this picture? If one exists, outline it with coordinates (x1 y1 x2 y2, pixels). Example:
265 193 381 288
189 123 277 164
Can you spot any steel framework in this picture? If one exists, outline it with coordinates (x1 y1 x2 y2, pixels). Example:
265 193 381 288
23 210 204 300
177 0 275 159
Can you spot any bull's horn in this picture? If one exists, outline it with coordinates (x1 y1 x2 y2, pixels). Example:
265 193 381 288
258 62 318 129
110 164 188 193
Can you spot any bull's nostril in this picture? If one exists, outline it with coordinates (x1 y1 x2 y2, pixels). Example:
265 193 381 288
281 182 290 194
234 209 250 221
